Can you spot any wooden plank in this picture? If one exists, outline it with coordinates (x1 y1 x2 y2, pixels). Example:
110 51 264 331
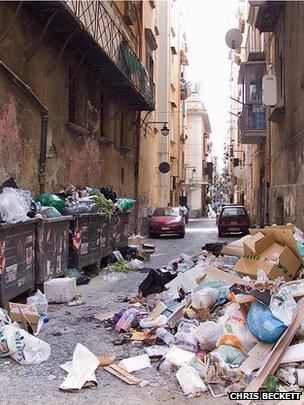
104 364 141 385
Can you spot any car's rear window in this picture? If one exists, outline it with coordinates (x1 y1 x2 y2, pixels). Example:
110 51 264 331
221 207 246 218
153 208 180 217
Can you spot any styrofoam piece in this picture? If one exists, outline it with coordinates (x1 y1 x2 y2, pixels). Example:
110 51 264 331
176 365 207 396
164 346 196 367
119 354 151 373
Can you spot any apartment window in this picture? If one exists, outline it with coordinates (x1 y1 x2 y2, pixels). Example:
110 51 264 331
68 67 76 124
146 44 154 78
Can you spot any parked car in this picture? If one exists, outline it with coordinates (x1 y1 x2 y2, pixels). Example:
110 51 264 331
148 207 186 238
217 205 250 237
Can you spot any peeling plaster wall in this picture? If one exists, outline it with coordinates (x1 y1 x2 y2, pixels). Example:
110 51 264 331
0 3 138 230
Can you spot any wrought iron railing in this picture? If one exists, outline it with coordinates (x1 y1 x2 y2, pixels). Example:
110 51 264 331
65 1 155 108
239 104 266 132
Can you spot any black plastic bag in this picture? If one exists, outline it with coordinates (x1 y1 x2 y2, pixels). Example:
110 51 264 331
100 187 117 203
138 269 177 297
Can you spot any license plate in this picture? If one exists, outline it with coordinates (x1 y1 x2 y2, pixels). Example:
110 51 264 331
161 227 170 231
230 221 238 225
228 227 240 231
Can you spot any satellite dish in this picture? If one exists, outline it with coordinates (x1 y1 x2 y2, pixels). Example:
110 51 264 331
159 162 170 174
225 28 243 50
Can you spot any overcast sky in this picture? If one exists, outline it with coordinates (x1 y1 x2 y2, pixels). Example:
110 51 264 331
184 0 239 168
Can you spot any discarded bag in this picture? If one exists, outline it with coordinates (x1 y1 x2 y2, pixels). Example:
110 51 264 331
211 344 246 366
247 300 287 344
27 290 48 315
138 269 177 297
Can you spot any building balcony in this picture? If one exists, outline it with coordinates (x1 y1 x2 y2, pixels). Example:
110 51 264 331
64 1 155 110
238 104 266 144
254 1 285 33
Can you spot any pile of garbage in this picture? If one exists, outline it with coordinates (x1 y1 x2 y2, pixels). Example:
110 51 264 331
96 224 304 398
0 178 136 223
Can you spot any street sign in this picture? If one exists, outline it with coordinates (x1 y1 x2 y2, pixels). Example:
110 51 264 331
158 162 170 174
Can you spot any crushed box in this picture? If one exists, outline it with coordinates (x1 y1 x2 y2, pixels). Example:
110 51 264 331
44 277 76 303
9 302 39 333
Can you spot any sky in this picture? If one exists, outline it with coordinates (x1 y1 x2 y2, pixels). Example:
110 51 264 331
184 0 239 169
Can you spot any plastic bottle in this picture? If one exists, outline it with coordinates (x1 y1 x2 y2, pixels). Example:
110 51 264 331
156 327 174 345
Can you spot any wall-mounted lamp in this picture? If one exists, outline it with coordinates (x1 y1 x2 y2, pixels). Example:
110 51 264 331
144 121 170 137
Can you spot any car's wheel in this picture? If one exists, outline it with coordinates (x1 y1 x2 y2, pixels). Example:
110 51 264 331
218 230 224 238
178 232 185 238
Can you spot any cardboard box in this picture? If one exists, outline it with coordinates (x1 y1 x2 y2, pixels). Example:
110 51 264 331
243 232 273 256
9 302 39 333
44 277 76 303
235 244 301 280
250 226 303 264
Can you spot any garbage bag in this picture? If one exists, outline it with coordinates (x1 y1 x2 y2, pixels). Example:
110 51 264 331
270 286 297 326
99 187 117 202
211 345 246 366
115 198 136 212
0 187 30 223
138 269 177 297
195 321 223 351
218 302 256 352
191 287 219 310
61 201 99 215
0 177 19 192
126 259 144 271
0 324 51 364
247 300 287 344
39 206 61 218
27 290 48 315
35 193 65 212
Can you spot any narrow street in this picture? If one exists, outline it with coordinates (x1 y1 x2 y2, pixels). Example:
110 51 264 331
0 219 233 405
149 218 234 269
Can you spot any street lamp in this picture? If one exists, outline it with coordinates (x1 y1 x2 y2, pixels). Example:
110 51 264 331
144 121 170 137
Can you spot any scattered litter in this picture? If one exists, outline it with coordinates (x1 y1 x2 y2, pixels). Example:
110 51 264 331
59 343 99 391
102 273 127 282
176 365 207 396
104 364 141 385
44 277 77 303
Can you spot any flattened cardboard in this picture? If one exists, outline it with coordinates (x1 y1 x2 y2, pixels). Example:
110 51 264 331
202 266 254 287
221 235 251 257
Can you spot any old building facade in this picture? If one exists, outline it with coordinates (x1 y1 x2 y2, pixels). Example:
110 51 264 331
0 1 158 230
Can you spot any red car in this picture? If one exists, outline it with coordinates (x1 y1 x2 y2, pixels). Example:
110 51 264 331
148 207 186 238
217 205 250 237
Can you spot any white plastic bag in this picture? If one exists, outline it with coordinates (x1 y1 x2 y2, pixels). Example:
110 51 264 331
270 286 297 326
195 321 223 351
0 308 11 328
191 287 219 309
126 259 144 270
0 187 30 223
27 290 48 315
0 324 50 364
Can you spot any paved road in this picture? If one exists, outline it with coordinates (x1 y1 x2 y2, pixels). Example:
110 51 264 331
148 218 235 268
0 218 235 405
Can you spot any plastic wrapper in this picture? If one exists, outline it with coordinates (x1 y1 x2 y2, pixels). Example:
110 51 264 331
115 308 140 332
126 259 144 271
211 345 246 366
247 300 287 343
270 286 297 326
27 290 48 315
0 309 11 328
115 198 136 212
35 193 65 212
0 187 31 223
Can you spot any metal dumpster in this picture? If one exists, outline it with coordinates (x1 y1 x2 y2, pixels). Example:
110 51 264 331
35 216 72 287
68 213 109 269
113 212 130 250
0 219 38 307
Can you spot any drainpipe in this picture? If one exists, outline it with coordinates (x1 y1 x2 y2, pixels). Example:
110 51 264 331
0 60 48 194
134 112 141 233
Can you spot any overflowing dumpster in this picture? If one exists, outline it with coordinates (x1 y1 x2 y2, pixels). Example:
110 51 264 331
113 212 130 250
68 213 109 269
0 219 38 306
35 216 72 287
